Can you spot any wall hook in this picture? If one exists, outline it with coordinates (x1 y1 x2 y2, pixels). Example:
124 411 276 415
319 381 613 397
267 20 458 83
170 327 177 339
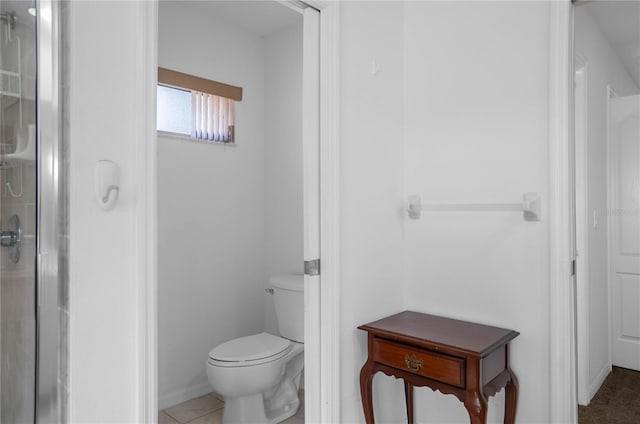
94 160 120 211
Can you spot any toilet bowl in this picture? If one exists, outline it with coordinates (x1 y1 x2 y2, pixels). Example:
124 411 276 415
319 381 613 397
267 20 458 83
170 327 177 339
206 275 304 424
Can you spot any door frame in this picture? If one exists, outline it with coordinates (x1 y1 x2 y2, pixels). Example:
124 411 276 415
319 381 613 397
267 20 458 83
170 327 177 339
605 85 616 374
134 1 341 422
574 55 590 406
548 0 578 422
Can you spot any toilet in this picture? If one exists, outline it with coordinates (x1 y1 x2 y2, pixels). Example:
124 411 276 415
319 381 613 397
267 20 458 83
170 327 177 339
206 275 304 424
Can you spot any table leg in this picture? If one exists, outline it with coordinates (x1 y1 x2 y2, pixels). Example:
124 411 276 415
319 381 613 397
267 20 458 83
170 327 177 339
464 392 488 424
404 381 414 424
359 361 375 424
504 367 518 424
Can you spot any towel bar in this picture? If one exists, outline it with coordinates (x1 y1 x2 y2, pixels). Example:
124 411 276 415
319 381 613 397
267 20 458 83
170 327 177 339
407 192 541 221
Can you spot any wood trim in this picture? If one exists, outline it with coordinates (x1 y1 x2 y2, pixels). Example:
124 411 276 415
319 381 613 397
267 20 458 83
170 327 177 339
574 60 590 406
548 1 577 423
138 1 158 423
157 67 243 101
605 84 614 382
316 1 341 423
302 7 321 424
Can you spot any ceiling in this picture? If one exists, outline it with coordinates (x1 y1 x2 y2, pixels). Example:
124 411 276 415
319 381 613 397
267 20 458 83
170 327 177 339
177 0 301 38
586 0 640 87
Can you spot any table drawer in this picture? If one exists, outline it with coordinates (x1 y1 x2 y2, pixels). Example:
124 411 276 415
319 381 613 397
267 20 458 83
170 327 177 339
373 339 465 388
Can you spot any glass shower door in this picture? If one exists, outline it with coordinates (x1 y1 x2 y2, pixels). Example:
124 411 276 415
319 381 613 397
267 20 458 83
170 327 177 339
0 1 37 423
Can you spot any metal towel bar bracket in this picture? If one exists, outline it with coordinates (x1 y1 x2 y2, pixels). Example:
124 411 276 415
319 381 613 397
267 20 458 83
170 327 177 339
407 192 541 222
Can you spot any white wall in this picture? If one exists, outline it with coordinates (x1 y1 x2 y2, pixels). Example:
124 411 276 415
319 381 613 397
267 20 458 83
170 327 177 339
157 2 267 408
574 5 639 400
338 1 554 423
338 2 407 422
68 1 142 422
403 2 550 422
263 22 304 334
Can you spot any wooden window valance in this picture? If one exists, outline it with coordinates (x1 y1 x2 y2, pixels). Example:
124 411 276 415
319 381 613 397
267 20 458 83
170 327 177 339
157 67 243 101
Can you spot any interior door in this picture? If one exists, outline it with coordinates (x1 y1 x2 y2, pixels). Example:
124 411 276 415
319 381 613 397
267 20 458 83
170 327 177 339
302 6 321 424
610 94 640 370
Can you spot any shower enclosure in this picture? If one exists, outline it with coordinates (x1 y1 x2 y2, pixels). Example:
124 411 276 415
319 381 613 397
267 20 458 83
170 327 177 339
0 0 66 422
0 1 37 422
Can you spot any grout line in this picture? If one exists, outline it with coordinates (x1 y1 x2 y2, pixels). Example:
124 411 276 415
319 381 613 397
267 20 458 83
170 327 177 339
161 394 225 424
158 411 180 424
161 410 183 424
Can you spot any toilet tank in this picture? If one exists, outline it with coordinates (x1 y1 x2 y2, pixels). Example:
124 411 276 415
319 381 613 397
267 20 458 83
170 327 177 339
270 274 304 342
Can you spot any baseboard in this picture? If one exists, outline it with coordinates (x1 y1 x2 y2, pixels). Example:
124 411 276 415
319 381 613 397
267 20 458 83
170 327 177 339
159 381 213 410
589 362 612 402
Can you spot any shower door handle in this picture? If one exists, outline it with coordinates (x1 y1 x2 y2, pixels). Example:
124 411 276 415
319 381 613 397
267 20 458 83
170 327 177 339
0 230 19 247
0 214 21 263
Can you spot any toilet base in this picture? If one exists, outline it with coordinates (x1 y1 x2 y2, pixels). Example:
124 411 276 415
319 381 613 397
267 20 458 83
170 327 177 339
264 382 300 423
266 398 300 424
222 392 300 424
223 394 268 424
211 340 304 424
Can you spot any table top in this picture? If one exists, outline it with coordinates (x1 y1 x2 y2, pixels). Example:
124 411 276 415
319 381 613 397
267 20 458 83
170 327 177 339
358 311 519 356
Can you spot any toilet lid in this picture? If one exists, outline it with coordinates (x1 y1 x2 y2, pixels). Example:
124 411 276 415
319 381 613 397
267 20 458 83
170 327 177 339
209 332 291 364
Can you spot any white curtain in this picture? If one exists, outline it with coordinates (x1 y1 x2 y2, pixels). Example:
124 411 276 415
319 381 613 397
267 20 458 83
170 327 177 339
191 91 235 142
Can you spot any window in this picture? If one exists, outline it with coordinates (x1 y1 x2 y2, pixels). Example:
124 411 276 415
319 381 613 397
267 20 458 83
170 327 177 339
157 67 242 144
157 85 191 135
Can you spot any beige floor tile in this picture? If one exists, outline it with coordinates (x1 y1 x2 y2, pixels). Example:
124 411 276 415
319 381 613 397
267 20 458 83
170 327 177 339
186 408 224 424
164 395 224 423
158 411 179 424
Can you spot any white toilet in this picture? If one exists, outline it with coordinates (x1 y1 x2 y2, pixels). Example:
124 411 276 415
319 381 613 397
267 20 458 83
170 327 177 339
206 275 304 424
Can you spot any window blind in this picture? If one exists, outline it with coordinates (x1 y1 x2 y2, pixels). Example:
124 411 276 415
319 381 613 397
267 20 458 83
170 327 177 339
192 91 235 143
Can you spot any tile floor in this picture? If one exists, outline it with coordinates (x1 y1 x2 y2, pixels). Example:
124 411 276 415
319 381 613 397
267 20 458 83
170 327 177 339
159 391 304 424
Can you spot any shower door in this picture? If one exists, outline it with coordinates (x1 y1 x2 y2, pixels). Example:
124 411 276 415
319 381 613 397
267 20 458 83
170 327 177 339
0 1 37 423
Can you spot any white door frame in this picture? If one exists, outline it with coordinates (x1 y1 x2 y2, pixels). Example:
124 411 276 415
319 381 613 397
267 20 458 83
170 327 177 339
574 56 590 406
549 1 578 422
134 1 341 423
605 84 616 374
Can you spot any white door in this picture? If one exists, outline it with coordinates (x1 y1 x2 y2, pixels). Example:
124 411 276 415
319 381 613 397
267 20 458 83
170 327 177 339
610 94 640 370
302 6 321 424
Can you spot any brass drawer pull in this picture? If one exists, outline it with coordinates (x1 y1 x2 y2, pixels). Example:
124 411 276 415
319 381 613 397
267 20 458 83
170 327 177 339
404 354 423 371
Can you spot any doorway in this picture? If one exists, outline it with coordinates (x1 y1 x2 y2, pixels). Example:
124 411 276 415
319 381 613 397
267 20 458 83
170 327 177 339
154 1 319 423
573 0 640 412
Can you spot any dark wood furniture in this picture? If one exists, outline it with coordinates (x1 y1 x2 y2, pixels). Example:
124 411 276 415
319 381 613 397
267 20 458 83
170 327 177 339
358 311 519 424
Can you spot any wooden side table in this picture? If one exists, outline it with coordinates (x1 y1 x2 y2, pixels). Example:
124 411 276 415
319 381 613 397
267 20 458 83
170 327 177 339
358 311 519 424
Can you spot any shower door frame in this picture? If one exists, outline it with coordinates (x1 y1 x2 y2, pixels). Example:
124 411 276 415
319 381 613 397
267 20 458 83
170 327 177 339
36 0 63 423
137 1 341 423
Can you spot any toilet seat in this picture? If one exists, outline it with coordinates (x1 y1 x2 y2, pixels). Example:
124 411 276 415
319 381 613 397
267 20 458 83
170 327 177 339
208 332 292 368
